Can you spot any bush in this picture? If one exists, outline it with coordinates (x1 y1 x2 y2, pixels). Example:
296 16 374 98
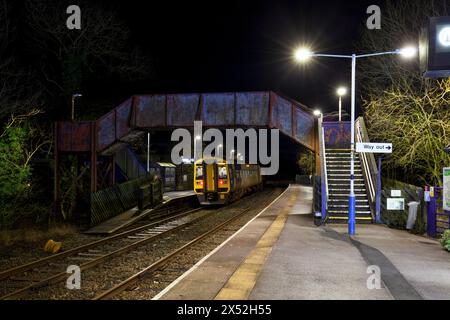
0 110 50 229
441 230 450 252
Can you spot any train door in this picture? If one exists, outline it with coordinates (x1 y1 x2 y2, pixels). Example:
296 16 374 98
194 163 205 193
205 163 216 192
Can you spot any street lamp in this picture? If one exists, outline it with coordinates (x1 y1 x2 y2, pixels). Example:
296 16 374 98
336 87 347 122
294 47 314 62
314 109 324 137
295 45 417 235
71 93 82 121
313 109 322 118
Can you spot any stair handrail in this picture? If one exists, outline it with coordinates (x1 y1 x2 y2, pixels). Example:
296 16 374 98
318 120 328 220
126 145 148 174
116 146 148 181
355 117 378 215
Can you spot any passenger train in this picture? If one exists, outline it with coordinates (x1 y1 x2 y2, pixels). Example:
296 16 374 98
193 158 263 205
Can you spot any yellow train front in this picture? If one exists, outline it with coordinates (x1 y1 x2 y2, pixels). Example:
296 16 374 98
194 158 262 205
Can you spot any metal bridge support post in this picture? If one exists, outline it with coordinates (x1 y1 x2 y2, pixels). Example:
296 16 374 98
427 191 437 237
90 122 98 193
53 123 61 221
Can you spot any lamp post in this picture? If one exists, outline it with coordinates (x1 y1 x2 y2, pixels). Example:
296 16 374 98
336 87 347 122
313 109 323 125
71 94 82 121
194 135 202 161
147 133 150 173
295 46 417 235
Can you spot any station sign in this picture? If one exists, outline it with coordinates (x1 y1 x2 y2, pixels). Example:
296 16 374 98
420 16 450 78
444 168 450 211
387 198 405 211
356 142 392 154
391 190 402 197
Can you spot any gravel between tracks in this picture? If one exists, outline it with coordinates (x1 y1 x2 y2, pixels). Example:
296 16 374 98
111 188 284 300
15 188 283 300
0 233 104 272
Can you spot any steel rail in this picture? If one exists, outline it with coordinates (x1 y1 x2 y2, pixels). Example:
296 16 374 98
0 208 206 300
0 207 200 282
93 205 254 300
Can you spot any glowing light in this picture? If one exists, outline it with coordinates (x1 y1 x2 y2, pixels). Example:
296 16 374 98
337 87 347 97
294 47 314 62
313 110 322 117
398 46 417 58
439 27 450 47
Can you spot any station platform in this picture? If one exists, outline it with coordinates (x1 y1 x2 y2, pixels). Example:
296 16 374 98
84 190 196 235
155 185 450 300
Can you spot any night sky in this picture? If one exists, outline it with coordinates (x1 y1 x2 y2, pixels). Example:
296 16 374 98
105 0 384 115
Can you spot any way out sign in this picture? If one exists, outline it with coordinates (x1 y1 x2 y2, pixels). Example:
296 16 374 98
356 143 393 154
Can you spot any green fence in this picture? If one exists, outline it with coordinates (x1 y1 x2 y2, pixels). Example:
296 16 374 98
176 164 194 191
90 176 163 226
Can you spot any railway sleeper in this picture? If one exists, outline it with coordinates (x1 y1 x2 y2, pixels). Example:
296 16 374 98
77 253 104 257
9 276 41 282
127 236 148 239
66 256 95 261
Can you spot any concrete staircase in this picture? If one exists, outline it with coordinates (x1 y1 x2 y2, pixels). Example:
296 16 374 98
325 149 373 223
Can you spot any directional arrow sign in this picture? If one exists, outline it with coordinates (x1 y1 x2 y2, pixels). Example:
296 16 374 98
356 143 393 154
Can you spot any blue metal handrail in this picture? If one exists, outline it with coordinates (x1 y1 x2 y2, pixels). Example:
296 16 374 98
319 123 328 222
356 117 378 221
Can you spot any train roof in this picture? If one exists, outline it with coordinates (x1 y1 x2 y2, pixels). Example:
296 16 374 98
194 157 228 165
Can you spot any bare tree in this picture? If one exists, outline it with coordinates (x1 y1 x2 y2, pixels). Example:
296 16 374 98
0 0 154 120
359 0 450 186
0 1 45 120
24 0 153 96
364 80 450 185
360 0 449 92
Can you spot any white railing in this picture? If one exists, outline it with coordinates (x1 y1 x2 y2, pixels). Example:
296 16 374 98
355 117 378 207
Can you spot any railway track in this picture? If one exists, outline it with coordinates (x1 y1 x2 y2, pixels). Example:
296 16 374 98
0 207 208 300
0 188 282 300
94 189 282 300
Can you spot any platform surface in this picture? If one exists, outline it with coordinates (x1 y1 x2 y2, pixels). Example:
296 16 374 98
84 190 195 235
156 185 450 300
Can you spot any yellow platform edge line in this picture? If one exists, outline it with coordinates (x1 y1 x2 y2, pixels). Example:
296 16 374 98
214 193 298 300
